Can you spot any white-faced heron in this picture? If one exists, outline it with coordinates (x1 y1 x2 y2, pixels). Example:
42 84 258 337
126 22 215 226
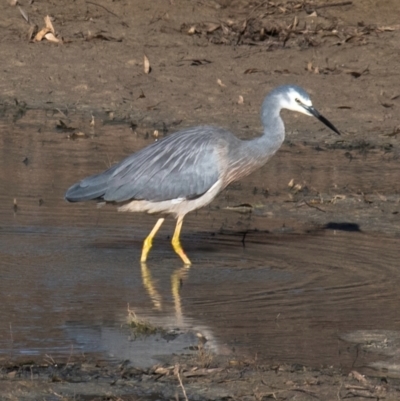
65 84 340 264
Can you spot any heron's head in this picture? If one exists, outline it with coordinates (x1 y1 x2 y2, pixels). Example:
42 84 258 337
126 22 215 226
276 85 340 135
279 85 314 116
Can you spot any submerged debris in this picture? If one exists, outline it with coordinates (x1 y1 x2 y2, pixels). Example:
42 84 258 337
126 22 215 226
127 306 161 337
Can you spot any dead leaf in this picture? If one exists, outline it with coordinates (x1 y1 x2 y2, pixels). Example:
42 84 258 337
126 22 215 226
375 191 387 202
183 368 224 377
35 27 51 41
44 32 60 43
154 366 172 375
331 194 346 203
217 79 226 87
143 54 151 74
34 15 60 42
308 11 317 17
344 34 367 45
44 15 55 34
90 115 95 127
350 371 369 386
306 62 319 74
205 22 220 33
67 131 87 140
188 26 196 35
376 26 396 32
238 95 244 104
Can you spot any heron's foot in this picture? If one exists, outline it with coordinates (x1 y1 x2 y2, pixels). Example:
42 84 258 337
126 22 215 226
141 217 165 263
140 236 153 263
171 237 191 265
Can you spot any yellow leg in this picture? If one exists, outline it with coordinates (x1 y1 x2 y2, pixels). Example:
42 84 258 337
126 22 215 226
171 216 191 265
141 218 165 262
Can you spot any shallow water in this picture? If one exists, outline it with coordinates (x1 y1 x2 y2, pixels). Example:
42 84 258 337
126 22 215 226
1 110 400 374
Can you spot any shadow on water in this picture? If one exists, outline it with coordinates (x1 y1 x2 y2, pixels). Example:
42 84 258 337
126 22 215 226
1 110 400 376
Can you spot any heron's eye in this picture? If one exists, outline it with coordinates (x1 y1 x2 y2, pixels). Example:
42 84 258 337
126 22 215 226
295 98 301 104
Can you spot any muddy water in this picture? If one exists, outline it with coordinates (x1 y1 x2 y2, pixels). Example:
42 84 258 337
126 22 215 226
1 110 400 374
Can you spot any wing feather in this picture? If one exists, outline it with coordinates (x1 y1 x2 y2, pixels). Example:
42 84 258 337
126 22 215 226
65 126 228 203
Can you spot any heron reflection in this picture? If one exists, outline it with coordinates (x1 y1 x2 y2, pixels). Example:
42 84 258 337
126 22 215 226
140 263 190 325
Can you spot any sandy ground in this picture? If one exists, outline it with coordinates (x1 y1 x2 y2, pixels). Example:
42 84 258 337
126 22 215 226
1 0 400 399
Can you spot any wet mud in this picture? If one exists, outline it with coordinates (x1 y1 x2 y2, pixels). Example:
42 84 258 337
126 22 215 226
1 0 400 400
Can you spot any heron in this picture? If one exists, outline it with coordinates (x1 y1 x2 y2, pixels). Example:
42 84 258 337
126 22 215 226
65 84 340 265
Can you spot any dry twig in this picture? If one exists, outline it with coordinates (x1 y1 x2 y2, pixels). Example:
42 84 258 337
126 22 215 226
174 364 189 401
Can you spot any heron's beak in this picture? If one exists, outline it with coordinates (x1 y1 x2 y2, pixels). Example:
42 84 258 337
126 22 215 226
303 105 341 135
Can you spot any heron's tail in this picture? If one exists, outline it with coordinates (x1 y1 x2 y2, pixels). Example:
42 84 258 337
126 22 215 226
65 171 111 202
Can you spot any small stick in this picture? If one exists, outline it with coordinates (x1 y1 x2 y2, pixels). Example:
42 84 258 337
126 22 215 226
174 364 189 401
304 200 326 213
315 1 352 9
9 323 14 358
86 1 119 18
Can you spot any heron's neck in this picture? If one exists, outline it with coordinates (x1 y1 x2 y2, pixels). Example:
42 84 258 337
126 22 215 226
225 103 285 185
246 96 285 165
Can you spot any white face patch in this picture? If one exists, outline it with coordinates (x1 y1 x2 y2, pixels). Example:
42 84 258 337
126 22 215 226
282 88 313 116
289 89 312 106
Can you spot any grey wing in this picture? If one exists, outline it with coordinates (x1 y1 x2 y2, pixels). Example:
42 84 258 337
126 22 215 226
65 126 225 203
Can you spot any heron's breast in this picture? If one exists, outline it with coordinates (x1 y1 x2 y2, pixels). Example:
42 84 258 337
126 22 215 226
117 179 223 218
